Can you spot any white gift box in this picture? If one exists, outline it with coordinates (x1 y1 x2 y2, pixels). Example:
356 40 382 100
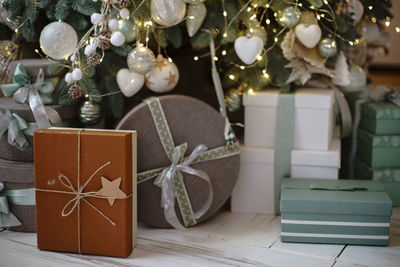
231 139 341 214
243 89 335 151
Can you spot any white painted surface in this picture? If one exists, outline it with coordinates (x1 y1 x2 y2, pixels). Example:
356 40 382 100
1 208 399 266
243 89 335 150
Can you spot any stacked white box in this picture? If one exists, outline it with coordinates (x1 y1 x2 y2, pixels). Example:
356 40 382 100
231 139 341 214
243 89 335 150
232 88 340 214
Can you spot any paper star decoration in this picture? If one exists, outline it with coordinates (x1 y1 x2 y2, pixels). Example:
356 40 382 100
97 177 127 206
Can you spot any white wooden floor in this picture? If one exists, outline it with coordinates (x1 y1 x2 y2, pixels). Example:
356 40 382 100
1 208 399 267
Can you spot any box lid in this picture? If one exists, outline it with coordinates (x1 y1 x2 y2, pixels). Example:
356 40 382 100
243 88 334 109
358 128 400 148
361 101 400 120
281 178 392 216
291 138 340 167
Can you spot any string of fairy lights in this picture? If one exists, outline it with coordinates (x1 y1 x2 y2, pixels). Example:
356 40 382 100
5 0 400 97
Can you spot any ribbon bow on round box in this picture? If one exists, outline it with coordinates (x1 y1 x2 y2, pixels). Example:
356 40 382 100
117 95 240 228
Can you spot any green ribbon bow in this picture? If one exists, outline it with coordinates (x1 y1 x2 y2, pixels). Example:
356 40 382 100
137 97 240 229
0 109 37 150
0 181 35 229
1 63 56 129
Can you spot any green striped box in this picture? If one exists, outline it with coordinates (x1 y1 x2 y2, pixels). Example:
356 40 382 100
360 101 400 135
354 158 400 207
280 178 392 246
356 128 400 168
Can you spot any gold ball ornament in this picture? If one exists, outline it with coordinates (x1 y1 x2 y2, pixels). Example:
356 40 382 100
118 19 137 43
145 54 179 93
318 37 337 58
127 46 155 74
150 0 186 27
79 100 103 125
39 21 78 60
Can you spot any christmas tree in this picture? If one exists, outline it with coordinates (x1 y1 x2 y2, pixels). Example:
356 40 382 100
0 0 394 123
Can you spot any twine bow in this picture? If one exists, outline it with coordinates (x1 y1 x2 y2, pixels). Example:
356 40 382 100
137 97 240 229
349 85 400 178
0 181 35 229
1 63 60 129
35 130 132 254
0 109 37 150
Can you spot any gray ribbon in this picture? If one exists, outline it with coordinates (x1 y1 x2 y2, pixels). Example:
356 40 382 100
154 143 213 230
13 69 54 129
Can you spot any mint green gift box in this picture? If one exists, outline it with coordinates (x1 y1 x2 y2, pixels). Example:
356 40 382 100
360 102 400 135
354 158 400 207
280 178 392 246
356 128 400 168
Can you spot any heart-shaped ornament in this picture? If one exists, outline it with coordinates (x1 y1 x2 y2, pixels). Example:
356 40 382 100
117 68 145 97
234 35 264 65
295 23 322 49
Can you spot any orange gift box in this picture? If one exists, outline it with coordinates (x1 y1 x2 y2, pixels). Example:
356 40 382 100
34 128 137 258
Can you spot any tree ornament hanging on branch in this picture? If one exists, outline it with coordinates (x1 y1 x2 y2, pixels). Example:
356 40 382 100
186 2 207 37
348 0 364 25
295 23 322 49
318 37 337 58
39 21 78 60
127 45 156 74
116 68 145 97
277 6 302 29
234 33 264 65
145 54 179 93
150 0 186 27
79 99 103 126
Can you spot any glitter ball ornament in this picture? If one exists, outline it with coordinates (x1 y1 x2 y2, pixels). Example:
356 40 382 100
39 21 78 60
97 29 112 50
127 46 155 74
145 54 179 93
318 37 337 58
277 6 302 28
79 100 103 125
150 0 186 27
68 85 83 99
87 52 101 66
118 19 137 43
225 89 242 112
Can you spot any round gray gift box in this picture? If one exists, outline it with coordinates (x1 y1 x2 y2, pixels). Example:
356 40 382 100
117 95 240 228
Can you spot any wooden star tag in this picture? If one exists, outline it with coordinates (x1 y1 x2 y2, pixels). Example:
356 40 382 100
97 177 127 206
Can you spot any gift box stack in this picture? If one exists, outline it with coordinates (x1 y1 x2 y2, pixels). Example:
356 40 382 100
354 101 400 207
0 60 77 232
231 88 341 215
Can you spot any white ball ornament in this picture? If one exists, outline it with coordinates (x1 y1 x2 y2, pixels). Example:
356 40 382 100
110 31 125 46
72 68 83 81
234 34 264 65
150 0 186 27
145 54 179 93
84 43 97 56
120 8 130 19
65 73 73 84
108 19 119 31
91 13 103 24
39 21 78 60
116 68 145 97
